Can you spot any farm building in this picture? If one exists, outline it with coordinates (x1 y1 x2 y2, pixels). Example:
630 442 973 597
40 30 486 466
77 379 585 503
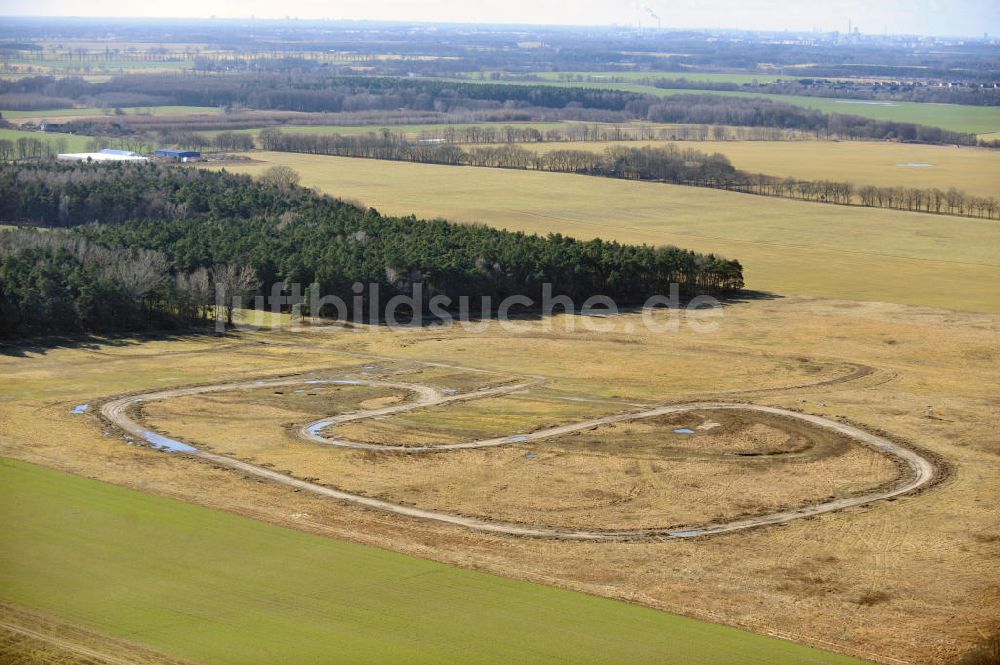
57 152 149 162
154 148 201 160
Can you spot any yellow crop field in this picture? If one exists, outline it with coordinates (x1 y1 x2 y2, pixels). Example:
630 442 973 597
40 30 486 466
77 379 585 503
207 153 1000 312
522 140 1000 199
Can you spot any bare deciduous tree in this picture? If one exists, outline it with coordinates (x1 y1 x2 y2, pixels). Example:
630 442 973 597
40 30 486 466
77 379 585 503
175 266 213 322
213 263 259 329
258 165 300 191
101 248 169 302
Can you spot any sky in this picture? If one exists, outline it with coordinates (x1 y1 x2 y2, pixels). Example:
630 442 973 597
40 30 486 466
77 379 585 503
3 0 999 37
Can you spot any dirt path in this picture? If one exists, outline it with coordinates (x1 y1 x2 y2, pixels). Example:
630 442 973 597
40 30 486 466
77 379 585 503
99 374 937 541
0 620 135 665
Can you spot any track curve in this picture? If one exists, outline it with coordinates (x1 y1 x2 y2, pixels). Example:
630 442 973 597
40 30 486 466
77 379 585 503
99 374 936 541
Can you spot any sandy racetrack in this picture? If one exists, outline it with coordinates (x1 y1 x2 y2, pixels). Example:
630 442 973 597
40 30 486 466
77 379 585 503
99 372 937 541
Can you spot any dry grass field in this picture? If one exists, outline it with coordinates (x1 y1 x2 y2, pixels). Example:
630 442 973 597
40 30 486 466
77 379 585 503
2 295 998 663
521 140 1000 199
206 152 1000 312
141 391 901 530
0 105 218 121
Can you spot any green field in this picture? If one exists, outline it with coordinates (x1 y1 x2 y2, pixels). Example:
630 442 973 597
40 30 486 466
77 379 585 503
447 77 1000 135
208 152 1000 313
0 457 866 665
0 128 92 152
746 94 1000 135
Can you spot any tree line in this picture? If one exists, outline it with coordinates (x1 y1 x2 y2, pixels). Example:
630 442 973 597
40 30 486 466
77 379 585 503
4 74 652 115
77 130 255 155
42 106 634 137
0 162 743 338
403 123 813 144
508 73 1000 107
643 94 978 145
0 137 61 161
257 129 1000 219
0 230 231 337
4 74 982 147
44 119 821 159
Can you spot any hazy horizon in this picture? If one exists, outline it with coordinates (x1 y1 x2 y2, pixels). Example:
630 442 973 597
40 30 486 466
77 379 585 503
3 0 999 39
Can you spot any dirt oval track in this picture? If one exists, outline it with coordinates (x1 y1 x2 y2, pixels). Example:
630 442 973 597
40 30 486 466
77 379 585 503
99 375 937 541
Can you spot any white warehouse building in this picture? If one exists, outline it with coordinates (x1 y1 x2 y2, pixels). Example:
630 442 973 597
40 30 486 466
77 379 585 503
57 150 149 163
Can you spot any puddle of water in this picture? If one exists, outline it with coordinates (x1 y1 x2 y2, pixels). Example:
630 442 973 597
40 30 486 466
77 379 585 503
307 421 333 436
669 530 703 537
881 443 895 451
70 404 89 414
896 163 932 167
673 428 695 434
443 388 459 393
524 453 538 459
306 379 364 386
140 430 197 453
508 435 529 442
